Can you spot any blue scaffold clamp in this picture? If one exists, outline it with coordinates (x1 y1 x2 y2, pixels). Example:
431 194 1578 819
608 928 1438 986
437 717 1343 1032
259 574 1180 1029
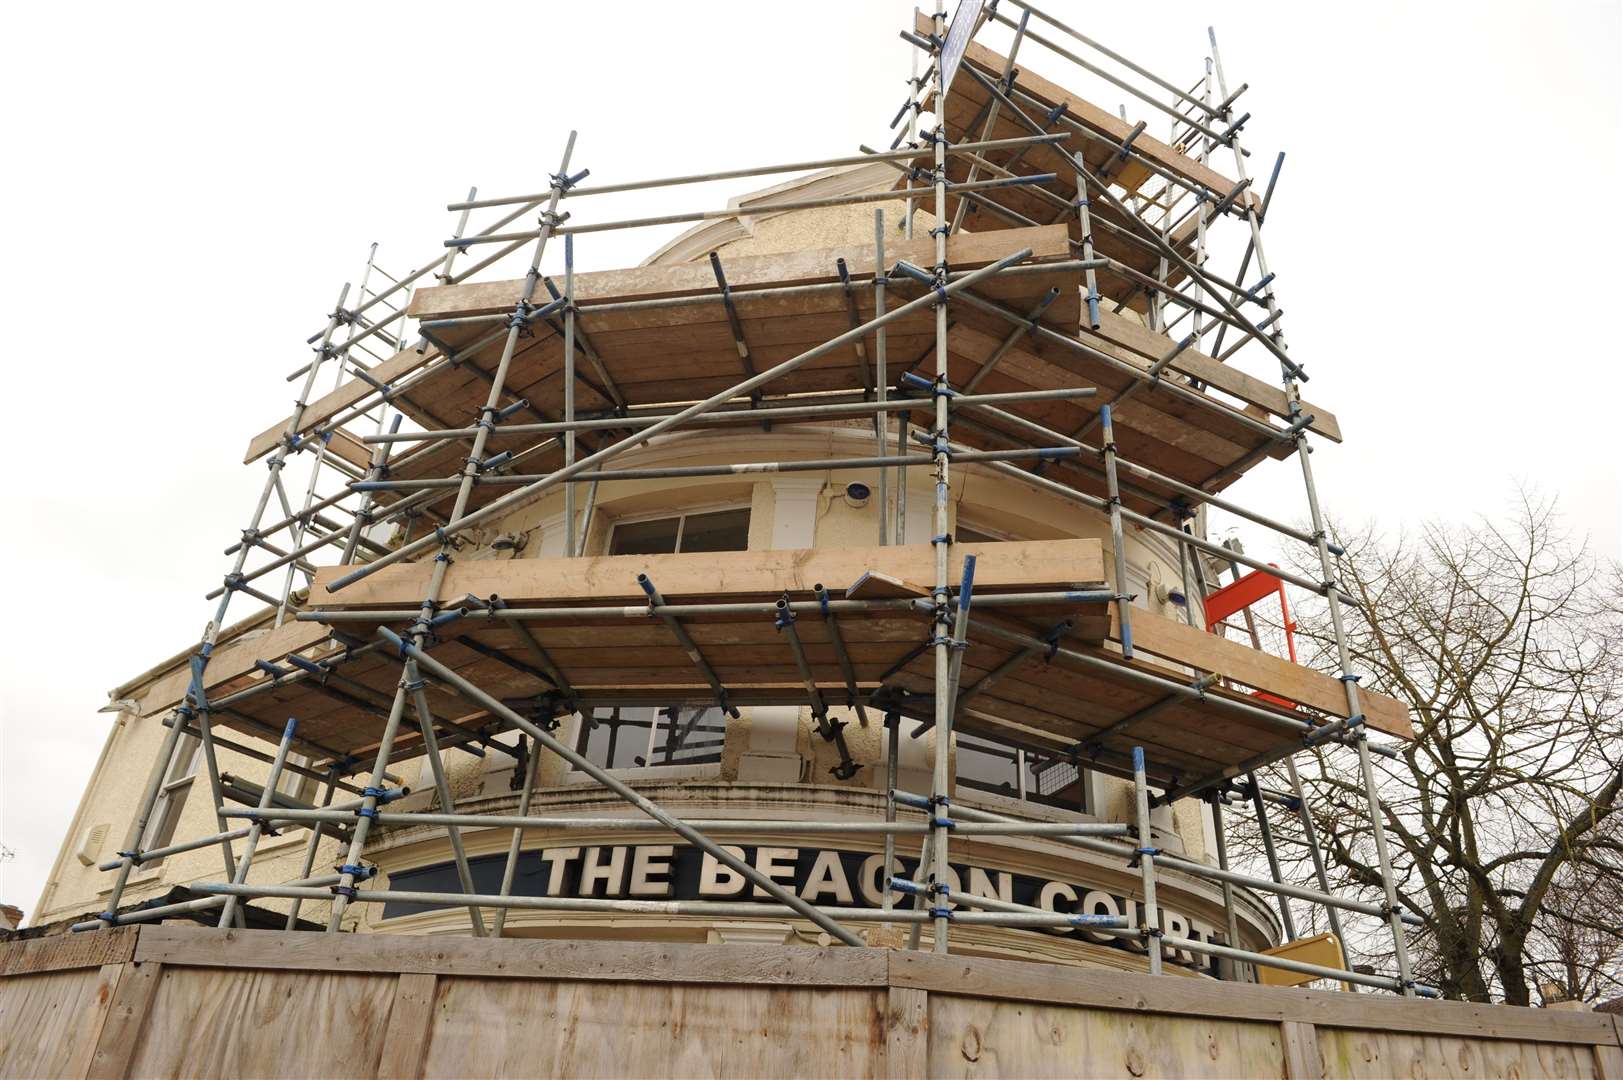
552 168 591 191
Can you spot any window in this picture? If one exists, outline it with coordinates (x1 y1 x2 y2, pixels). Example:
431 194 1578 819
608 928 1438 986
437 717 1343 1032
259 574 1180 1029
955 733 1090 813
573 706 726 772
608 507 751 556
584 507 746 778
140 733 201 865
956 520 1026 544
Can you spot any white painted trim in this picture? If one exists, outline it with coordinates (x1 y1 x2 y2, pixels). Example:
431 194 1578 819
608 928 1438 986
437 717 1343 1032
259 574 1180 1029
769 477 824 550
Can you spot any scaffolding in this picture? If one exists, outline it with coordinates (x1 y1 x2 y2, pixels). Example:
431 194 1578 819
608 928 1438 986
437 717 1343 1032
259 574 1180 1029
80 0 1438 999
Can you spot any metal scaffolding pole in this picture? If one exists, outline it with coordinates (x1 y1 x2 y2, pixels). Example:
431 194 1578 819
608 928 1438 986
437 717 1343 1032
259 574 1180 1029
226 806 1130 839
1131 746 1164 974
926 0 954 955
1098 405 1135 659
194 710 246 928
406 661 489 936
1247 775 1298 941
948 8 1030 237
327 134 583 930
490 732 541 939
1284 755 1348 951
328 249 1033 592
216 718 298 927
1207 26 1415 992
457 174 1057 248
454 134 1067 209
75 3 1450 1004
875 209 890 545
563 236 579 557
883 712 901 919
284 763 343 930
1208 793 1249 981
360 384 1099 448
380 627 864 946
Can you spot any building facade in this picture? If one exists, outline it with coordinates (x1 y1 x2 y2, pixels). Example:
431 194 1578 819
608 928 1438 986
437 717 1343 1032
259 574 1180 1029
33 174 1280 976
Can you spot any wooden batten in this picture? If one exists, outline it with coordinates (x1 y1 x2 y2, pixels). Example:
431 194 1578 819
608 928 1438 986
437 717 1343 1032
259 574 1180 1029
1107 608 1415 741
244 344 444 465
137 619 332 720
1083 309 1343 444
124 537 1415 774
309 538 1106 611
915 11 1258 215
406 227 1075 322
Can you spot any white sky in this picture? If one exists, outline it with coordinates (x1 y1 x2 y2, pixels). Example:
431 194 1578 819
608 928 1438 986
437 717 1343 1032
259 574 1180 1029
2 2 1618 918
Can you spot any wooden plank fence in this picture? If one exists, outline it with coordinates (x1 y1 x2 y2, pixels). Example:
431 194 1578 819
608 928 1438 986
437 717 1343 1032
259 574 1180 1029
2 926 1619 1078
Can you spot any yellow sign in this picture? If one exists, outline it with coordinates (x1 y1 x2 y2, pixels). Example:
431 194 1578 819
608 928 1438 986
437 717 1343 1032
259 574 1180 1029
1256 932 1347 988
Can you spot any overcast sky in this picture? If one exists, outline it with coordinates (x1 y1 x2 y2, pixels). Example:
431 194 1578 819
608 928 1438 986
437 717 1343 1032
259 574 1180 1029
2 2 1618 917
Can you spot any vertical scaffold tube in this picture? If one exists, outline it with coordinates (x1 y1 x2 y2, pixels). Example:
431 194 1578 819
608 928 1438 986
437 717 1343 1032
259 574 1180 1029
1285 755 1349 959
491 732 542 938
217 717 298 927
326 133 580 931
927 0 953 956
1132 745 1163 975
407 662 488 936
285 764 342 930
1248 774 1298 940
1191 61 1213 345
564 235 578 557
1208 793 1247 980
1209 26 1414 994
1072 153 1102 330
874 210 889 545
194 710 244 925
1099 405 1134 659
904 7 921 241
326 672 412 932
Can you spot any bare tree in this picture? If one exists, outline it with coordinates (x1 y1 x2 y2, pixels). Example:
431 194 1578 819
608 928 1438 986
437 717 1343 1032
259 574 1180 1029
1236 492 1621 1004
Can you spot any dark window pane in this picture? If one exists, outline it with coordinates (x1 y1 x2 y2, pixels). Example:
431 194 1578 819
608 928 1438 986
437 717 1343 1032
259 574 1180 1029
955 734 1089 813
649 707 725 765
955 524 1002 544
576 709 654 769
677 508 751 553
575 707 724 771
1029 754 1086 812
956 736 1019 796
610 517 680 555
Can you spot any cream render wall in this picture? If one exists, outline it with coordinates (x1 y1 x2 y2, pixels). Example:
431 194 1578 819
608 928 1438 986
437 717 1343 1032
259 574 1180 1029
33 707 349 929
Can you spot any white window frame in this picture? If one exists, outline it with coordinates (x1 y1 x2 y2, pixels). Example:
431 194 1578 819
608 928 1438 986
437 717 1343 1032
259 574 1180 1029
605 503 752 557
954 517 1026 544
139 733 202 866
953 730 1092 816
564 705 725 784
